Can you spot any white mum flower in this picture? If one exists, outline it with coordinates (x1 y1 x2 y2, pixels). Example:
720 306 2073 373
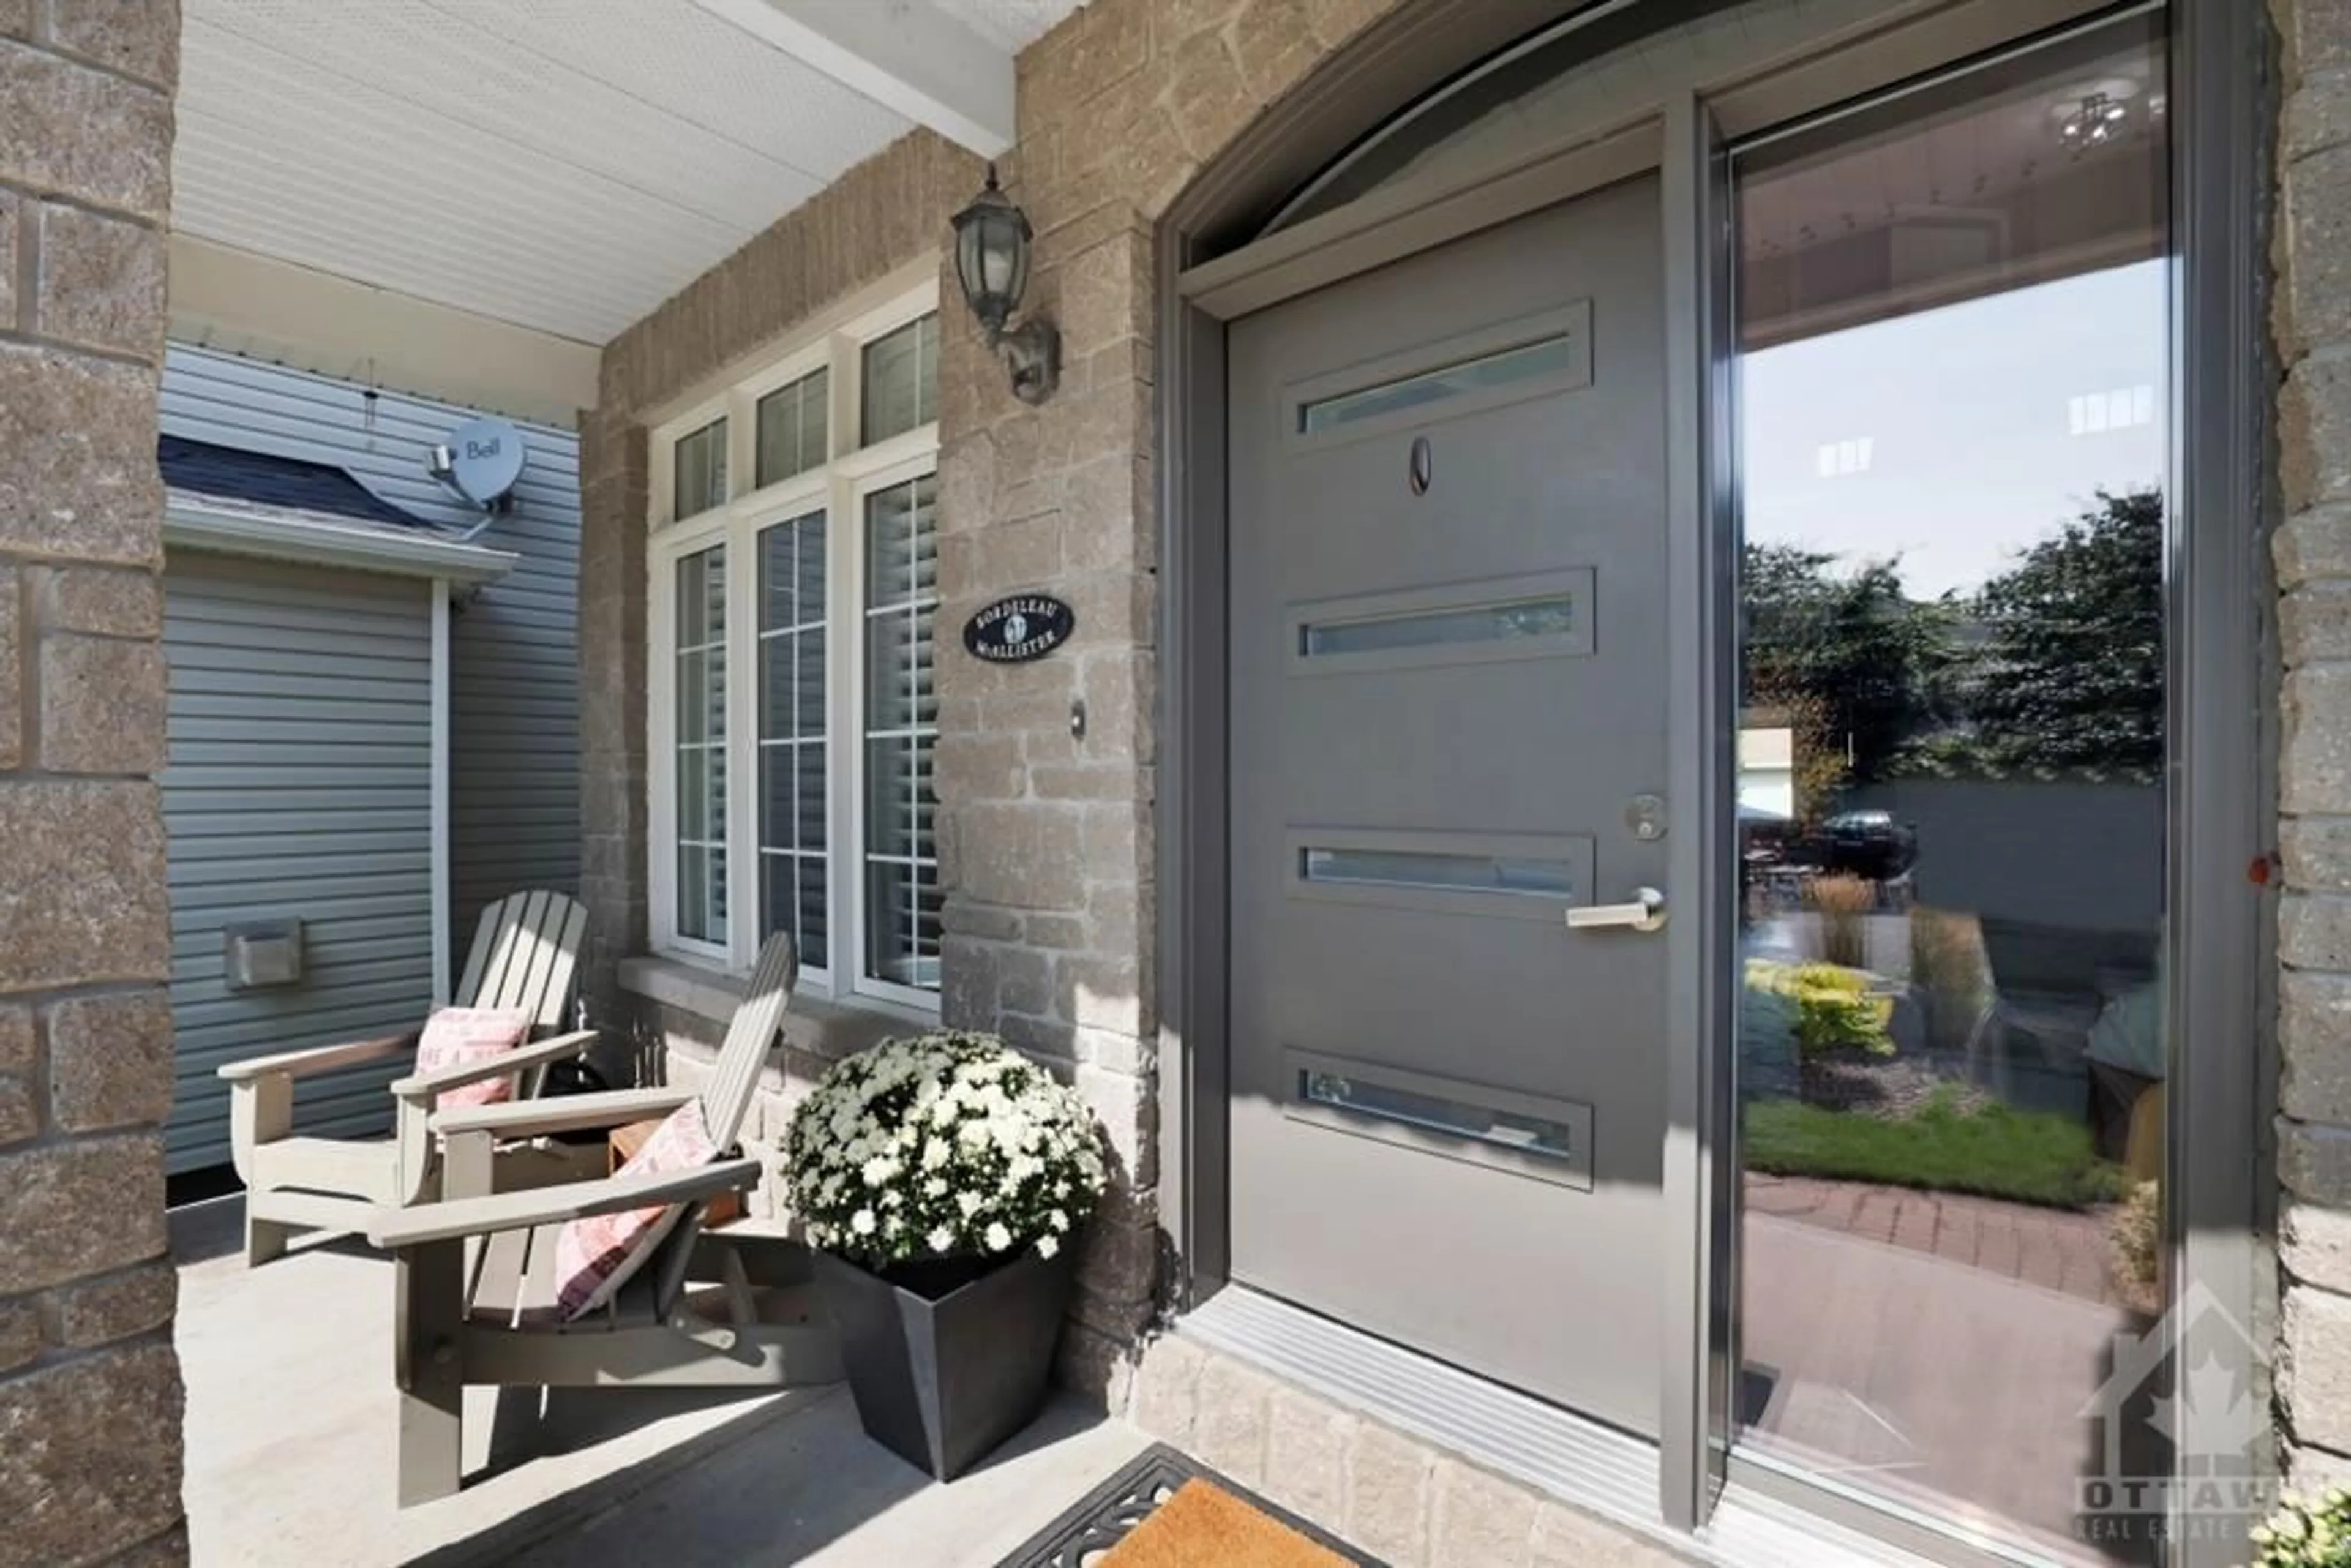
1036 1234 1059 1259
851 1209 877 1237
957 1191 983 1218
861 1156 895 1187
928 1226 956 1254
922 1139 951 1170
923 1176 948 1198
1048 1209 1069 1232
984 1221 1013 1252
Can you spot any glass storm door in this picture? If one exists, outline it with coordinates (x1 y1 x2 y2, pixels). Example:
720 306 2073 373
1728 12 2173 1562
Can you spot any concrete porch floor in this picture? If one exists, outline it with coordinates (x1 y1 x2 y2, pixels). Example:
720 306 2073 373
171 1196 1149 1567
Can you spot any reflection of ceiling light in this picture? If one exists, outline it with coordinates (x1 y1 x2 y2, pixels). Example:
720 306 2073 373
2058 91 2130 153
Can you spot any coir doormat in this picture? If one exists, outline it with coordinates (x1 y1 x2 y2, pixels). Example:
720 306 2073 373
997 1442 1385 1567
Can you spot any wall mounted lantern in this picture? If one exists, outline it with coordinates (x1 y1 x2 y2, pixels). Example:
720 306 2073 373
951 165 1059 405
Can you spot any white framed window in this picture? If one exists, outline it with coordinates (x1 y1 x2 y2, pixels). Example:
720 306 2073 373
648 271 944 1010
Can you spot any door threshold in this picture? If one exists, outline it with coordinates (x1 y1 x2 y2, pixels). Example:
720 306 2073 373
1175 1285 1943 1568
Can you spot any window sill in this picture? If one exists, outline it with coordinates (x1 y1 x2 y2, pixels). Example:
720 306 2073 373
618 952 939 1053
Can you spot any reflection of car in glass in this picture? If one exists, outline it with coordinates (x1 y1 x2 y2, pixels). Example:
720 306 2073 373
1812 809 1917 880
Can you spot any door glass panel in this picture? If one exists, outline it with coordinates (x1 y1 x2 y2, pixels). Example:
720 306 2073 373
1300 593 1578 656
757 510 826 971
1731 16 2169 1562
1297 334 1575 433
672 544 727 945
1300 846 1577 897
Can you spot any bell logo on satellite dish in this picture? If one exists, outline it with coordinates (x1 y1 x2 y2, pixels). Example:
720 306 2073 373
437 417 528 510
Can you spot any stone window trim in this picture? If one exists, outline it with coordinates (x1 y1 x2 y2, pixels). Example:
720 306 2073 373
644 273 944 1016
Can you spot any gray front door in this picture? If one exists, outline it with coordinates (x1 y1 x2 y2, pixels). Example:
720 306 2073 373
1227 174 1668 1433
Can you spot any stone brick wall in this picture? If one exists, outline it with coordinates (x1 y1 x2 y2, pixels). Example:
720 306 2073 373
2273 0 2351 1493
0 4 188 1563
932 0 1404 1393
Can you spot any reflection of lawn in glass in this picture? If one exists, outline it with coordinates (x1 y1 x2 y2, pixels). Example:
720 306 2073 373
1744 1086 2129 1209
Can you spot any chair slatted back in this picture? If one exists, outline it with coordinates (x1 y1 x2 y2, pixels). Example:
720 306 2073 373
451 891 587 1027
701 934 798 1149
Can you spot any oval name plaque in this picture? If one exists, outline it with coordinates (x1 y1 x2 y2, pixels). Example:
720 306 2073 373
964 594 1076 664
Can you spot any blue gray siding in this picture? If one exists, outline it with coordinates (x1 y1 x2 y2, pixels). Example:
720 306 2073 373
159 344 582 944
162 555 435 1172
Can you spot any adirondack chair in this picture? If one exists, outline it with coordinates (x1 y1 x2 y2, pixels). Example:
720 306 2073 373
368 933 840 1505
219 890 598 1268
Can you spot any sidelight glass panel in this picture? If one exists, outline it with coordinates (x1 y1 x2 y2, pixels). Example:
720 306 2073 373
757 510 827 971
1730 15 2173 1564
755 369 829 487
673 417 728 519
862 473 940 991
1301 846 1577 898
672 544 727 944
1301 595 1578 657
1297 334 1574 433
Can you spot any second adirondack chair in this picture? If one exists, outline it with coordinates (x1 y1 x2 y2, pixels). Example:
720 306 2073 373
369 933 839 1505
219 890 601 1267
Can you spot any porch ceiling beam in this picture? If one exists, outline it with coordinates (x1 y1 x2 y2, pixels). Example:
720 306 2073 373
691 0 1014 157
168 235 601 427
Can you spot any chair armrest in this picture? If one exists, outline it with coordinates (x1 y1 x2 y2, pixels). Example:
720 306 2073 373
431 1086 694 1140
366 1158 762 1248
388 1029 597 1100
218 1033 414 1084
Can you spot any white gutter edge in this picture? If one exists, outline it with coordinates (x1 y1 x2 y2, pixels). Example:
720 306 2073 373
429 580 454 1007
164 496 519 586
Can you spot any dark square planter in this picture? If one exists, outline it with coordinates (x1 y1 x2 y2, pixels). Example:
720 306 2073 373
811 1242 1077 1482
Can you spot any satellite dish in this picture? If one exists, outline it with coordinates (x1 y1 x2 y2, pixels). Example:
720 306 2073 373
441 417 527 509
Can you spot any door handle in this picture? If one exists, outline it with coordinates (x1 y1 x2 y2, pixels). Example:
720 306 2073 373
1564 887 1667 933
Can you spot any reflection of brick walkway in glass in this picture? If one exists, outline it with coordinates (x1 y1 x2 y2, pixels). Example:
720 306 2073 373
1746 1172 2121 1307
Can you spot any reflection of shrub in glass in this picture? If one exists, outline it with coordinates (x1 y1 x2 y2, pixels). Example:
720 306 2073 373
1908 909 1987 1052
1805 874 1875 970
1748 959 1894 1057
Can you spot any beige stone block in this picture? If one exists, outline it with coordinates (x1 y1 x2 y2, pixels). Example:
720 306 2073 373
53 1261 175 1349
1059 229 1149 359
0 781 167 992
0 1133 165 1293
40 633 166 775
1073 1212 1156 1310
1076 1026 1151 1076
2286 1200 2351 1296
0 1003 31 1073
2282 140 2351 352
1054 1318 1135 1408
109 1522 189 1566
2284 1438 2351 1496
1308 0 1397 49
2284 1284 2351 1454
2285 896 2351 974
2286 580 2351 665
0 1342 184 1564
2286 666 2351 816
47 988 172 1133
1232 0 1324 103
1261 1386 1355 1527
1191 1353 1277 1486
1160 0 1251 45
1429 1460 1537 1567
35 202 166 358
1077 1060 1155 1187
2285 0 2351 83
1529 1499 1667 1566
956 800 1090 909
48 1 181 89
0 1078 36 1145
1346 1421 1433 1567
1164 26 1258 162
0 1299 39 1371
0 187 15 328
0 1 24 39
31 564 160 637
2282 1118 2351 1207
2284 969 2351 1125
2276 503 2351 589
0 43 172 220
1131 1333 1206 1444
0 561 17 771
2283 353 2351 513
2285 817 2351 893
0 345 162 566
1059 953 1142 1034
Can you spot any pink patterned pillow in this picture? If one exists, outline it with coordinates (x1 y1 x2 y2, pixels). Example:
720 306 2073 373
414 1007 534 1111
555 1098 718 1321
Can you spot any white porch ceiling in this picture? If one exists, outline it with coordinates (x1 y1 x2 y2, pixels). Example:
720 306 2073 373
171 0 1084 354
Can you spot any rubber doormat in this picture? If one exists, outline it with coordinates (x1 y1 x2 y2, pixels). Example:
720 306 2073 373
996 1442 1385 1567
